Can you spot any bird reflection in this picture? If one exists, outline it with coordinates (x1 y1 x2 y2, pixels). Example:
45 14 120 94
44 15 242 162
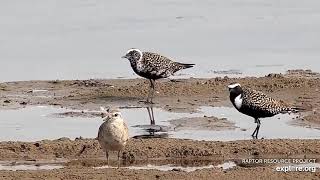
147 105 155 125
132 105 169 139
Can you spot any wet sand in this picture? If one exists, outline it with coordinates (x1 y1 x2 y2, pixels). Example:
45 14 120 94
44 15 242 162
0 138 319 179
0 70 320 179
0 70 319 124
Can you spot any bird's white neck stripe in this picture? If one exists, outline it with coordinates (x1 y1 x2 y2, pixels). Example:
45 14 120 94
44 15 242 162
137 50 143 62
234 94 243 109
127 48 143 61
135 50 144 71
228 83 241 89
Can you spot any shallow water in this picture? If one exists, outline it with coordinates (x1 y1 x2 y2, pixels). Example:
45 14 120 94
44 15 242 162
1 160 319 172
0 160 235 171
0 164 63 171
0 106 102 141
0 159 66 171
0 106 319 142
95 161 237 172
1 0 320 82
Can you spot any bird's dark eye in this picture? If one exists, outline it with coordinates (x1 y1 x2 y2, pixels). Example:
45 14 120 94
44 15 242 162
114 113 119 117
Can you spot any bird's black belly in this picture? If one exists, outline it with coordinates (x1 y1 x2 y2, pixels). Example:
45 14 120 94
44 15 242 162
238 106 276 119
133 69 165 80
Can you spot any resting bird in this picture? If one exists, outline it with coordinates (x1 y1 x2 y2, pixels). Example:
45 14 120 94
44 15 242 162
97 107 129 167
228 83 299 138
122 48 195 103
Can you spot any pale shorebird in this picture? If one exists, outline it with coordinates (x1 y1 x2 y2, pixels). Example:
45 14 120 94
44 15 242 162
228 83 300 138
122 48 195 103
97 107 129 167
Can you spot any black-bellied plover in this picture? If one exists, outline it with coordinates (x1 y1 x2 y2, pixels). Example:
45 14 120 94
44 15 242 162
97 107 129 167
122 48 195 103
228 83 299 138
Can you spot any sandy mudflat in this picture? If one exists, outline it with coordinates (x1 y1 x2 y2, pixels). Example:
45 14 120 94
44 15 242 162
0 70 319 124
0 138 319 179
0 70 320 179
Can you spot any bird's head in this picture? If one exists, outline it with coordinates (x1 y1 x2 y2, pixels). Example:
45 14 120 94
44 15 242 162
100 107 122 121
228 83 243 96
121 48 142 62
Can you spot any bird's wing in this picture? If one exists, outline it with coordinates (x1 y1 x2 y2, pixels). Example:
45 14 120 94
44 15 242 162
143 52 174 67
242 88 290 115
97 122 113 140
142 52 176 75
97 123 106 140
122 122 129 142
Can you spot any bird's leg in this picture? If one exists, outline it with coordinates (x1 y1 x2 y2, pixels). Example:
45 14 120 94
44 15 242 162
146 79 155 104
251 119 261 138
117 150 121 169
150 106 155 124
256 119 261 137
106 151 109 166
147 106 155 125
146 79 152 103
147 106 156 136
151 80 156 103
251 119 258 137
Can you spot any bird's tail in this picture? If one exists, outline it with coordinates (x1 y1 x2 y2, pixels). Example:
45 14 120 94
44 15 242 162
281 106 305 114
178 63 195 69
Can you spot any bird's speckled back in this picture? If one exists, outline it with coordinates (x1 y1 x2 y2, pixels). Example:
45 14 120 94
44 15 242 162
241 88 292 116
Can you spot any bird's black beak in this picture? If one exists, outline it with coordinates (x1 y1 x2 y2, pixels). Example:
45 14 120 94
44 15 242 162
121 55 127 59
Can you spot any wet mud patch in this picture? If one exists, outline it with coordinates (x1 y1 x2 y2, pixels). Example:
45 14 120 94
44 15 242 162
285 69 320 78
169 116 237 131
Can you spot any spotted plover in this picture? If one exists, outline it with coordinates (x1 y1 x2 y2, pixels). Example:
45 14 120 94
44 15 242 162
97 107 129 167
228 83 299 138
122 48 195 103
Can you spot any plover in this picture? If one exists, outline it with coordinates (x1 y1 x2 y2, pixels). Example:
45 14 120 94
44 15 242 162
122 48 195 103
228 83 299 138
97 107 129 167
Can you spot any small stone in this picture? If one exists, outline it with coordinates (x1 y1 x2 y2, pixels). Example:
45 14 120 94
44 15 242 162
21 144 27 149
172 168 181 172
20 101 27 105
3 100 11 103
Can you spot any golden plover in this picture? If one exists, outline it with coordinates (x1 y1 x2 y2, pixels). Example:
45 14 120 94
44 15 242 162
122 48 195 103
228 83 299 138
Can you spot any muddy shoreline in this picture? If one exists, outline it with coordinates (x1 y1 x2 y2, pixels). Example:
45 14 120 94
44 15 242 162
0 138 319 179
0 70 319 125
0 70 320 179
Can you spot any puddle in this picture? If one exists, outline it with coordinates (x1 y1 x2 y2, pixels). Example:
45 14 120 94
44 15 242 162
7 89 57 99
28 89 49 93
0 106 103 141
0 164 64 171
0 160 65 171
216 161 237 170
170 106 320 141
94 161 237 172
0 106 319 142
209 69 243 75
